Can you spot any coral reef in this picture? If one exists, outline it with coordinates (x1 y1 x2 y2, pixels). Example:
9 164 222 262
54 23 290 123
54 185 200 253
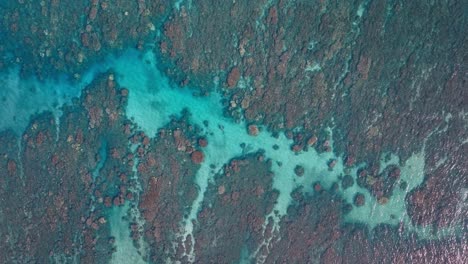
193 154 277 263
0 0 465 263
0 73 132 262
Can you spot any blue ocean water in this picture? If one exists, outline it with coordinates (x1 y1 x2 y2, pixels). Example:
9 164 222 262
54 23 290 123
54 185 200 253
0 49 461 262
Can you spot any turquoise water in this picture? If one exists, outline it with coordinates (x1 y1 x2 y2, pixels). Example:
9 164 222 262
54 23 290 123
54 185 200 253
0 49 457 261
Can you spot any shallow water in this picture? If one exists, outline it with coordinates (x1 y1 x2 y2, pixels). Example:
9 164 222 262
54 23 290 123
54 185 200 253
0 49 462 262
0 67 83 134
111 50 460 254
109 202 146 264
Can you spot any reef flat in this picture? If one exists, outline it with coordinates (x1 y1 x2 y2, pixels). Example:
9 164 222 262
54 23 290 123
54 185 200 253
0 0 466 263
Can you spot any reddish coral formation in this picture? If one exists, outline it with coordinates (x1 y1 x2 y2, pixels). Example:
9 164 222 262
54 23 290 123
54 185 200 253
113 196 123 206
248 124 259 136
345 155 355 166
267 6 278 25
377 196 389 205
291 144 302 153
321 247 341 264
314 182 322 192
7 159 16 175
307 135 318 146
217 185 225 195
227 67 241 88
191 150 204 164
173 129 192 151
198 137 208 147
87 106 103 128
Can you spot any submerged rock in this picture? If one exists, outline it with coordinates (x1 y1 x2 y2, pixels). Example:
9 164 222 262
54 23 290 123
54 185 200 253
354 193 366 207
341 175 354 190
294 165 305 177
